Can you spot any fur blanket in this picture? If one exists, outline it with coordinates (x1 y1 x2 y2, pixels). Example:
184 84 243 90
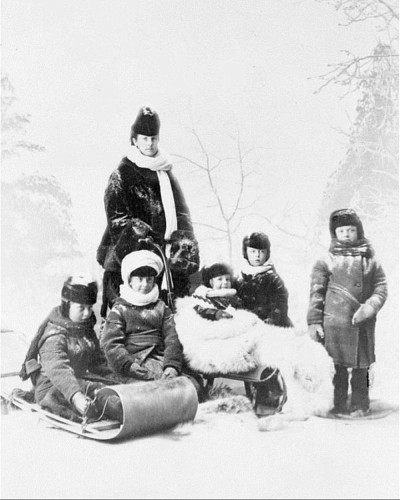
174 296 335 418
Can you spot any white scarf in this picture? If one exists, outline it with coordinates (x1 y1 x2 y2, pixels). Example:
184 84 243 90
193 285 237 298
119 283 160 307
241 258 273 277
127 145 178 245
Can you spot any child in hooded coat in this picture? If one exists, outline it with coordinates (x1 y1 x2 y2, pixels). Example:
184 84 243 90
236 232 292 327
19 276 121 423
307 208 388 416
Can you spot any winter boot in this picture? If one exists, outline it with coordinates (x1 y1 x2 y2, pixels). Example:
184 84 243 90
350 367 370 415
253 369 287 417
333 365 349 414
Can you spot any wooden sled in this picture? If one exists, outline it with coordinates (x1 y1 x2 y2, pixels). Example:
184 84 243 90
318 399 398 421
2 376 199 441
200 364 288 417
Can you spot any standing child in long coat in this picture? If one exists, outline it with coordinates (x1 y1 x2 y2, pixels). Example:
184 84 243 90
307 209 387 416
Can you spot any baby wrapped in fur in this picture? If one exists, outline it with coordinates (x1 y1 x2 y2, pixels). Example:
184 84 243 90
174 263 335 418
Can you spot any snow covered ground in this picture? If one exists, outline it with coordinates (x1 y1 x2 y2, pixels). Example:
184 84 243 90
1 372 398 500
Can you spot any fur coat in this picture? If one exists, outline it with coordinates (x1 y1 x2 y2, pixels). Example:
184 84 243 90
174 296 335 417
97 157 199 276
97 157 200 315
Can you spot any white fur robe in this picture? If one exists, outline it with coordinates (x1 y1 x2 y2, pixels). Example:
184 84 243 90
174 296 335 418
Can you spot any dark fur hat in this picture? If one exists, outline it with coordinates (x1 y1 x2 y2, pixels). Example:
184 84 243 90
130 106 160 142
329 208 364 239
242 232 271 260
61 276 98 305
202 263 233 286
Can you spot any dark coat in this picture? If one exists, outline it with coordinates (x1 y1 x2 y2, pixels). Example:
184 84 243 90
101 297 183 377
236 265 292 327
34 308 106 403
97 157 197 271
97 157 200 314
307 240 387 368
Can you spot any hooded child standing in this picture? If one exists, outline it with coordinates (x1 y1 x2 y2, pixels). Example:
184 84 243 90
307 209 388 416
236 232 292 327
97 106 199 317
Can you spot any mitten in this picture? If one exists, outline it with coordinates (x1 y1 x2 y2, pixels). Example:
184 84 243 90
308 324 325 341
114 219 154 263
161 367 179 379
129 362 152 380
71 392 90 415
266 308 282 326
169 230 200 275
352 303 375 325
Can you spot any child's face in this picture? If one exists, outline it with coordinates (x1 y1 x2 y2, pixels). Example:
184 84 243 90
247 246 268 266
133 134 160 157
129 275 155 294
69 302 93 323
210 274 231 290
335 225 358 243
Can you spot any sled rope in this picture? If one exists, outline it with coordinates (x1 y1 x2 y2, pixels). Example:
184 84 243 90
81 395 114 433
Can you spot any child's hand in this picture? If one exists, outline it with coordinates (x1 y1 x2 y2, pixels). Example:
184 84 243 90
215 310 233 320
352 304 375 325
129 362 152 380
308 324 324 341
71 392 90 415
161 367 178 379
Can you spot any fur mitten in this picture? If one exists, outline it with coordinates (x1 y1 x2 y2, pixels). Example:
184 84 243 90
114 219 154 263
352 303 375 325
169 230 200 275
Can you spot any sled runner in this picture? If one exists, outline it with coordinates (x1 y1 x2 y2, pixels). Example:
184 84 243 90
318 399 398 421
201 364 288 417
2 377 199 441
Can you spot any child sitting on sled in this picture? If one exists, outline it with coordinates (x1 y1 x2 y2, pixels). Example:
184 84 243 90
192 262 244 321
100 249 203 396
19 275 122 423
236 232 292 327
307 209 388 417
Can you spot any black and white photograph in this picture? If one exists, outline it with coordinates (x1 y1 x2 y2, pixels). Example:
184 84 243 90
1 1 398 498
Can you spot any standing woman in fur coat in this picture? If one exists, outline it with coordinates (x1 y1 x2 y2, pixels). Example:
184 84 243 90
97 107 200 317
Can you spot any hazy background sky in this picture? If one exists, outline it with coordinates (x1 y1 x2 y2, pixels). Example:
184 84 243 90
2 0 388 333
2 0 377 254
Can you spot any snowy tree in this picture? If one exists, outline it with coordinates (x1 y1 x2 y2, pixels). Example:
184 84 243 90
1 76 81 331
313 0 398 260
1 76 45 160
312 0 399 395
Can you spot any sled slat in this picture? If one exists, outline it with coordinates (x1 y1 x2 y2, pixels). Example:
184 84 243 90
4 393 121 435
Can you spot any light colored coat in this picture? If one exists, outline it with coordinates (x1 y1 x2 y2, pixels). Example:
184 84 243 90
307 247 387 368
